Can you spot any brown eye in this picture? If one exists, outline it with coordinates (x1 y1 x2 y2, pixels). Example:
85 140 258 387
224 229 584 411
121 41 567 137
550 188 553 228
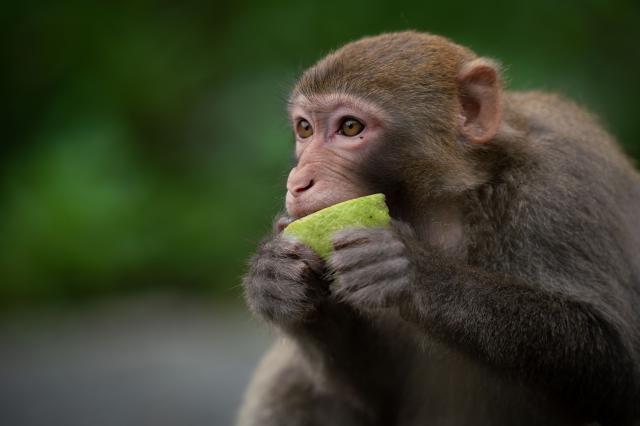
296 119 313 138
339 118 364 137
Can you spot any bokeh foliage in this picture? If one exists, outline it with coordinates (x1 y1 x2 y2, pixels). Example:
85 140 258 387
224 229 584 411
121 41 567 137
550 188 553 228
1 0 639 305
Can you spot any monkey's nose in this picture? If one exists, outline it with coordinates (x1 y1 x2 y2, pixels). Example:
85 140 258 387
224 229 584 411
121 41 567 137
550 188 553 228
288 179 314 197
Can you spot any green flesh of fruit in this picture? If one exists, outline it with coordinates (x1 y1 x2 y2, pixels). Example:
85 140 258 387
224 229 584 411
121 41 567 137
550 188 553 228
283 193 391 260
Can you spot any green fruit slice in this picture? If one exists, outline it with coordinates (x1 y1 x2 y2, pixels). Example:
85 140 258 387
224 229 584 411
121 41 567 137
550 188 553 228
283 193 390 260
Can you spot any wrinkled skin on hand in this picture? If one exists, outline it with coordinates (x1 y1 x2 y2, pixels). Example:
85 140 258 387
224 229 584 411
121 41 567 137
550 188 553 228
244 216 420 328
242 217 330 328
329 221 417 310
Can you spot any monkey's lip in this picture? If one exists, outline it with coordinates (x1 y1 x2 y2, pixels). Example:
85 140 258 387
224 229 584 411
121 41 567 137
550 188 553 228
286 191 371 219
286 192 340 219
286 198 325 219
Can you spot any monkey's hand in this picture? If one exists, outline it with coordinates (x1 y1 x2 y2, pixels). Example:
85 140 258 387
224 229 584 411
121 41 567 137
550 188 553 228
329 221 415 309
243 217 330 328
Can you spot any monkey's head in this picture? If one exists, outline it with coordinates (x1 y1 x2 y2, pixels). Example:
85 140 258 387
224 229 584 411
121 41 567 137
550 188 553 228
285 31 504 219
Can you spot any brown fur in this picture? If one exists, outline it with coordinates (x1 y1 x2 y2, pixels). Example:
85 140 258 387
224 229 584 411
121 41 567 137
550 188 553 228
239 31 640 425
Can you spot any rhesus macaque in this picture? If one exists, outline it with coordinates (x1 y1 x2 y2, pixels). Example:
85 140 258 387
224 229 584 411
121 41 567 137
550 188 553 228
238 31 640 425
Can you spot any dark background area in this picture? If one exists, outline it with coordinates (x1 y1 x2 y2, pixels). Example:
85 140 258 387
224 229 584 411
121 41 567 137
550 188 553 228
1 1 639 425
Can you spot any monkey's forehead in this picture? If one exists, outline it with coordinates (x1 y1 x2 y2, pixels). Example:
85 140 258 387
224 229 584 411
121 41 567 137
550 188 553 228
289 31 476 108
287 93 390 122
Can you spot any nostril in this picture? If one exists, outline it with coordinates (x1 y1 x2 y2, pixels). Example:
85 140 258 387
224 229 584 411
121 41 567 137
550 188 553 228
296 179 314 193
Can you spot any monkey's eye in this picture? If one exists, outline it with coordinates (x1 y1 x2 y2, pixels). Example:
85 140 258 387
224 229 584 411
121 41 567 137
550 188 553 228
296 119 313 139
339 118 364 137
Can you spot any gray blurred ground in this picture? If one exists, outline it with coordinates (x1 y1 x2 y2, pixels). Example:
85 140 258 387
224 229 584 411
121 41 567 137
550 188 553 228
0 295 272 426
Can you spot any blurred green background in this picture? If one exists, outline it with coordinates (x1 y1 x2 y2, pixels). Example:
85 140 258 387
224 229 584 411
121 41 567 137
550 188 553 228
2 0 639 308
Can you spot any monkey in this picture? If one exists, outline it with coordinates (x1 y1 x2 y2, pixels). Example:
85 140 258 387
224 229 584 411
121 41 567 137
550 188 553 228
237 31 640 426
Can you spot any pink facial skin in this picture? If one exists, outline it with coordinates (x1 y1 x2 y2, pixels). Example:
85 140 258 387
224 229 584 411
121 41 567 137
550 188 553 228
285 93 389 218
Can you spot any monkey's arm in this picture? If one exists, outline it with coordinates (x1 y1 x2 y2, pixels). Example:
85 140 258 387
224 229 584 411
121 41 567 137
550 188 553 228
329 223 638 423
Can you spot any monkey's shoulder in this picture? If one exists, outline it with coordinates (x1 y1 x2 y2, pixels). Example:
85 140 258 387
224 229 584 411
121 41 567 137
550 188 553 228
506 90 593 121
503 90 637 184
504 90 611 142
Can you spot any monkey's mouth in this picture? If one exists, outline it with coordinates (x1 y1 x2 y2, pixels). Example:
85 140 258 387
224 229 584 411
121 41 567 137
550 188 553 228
286 196 324 219
286 192 337 219
286 188 373 220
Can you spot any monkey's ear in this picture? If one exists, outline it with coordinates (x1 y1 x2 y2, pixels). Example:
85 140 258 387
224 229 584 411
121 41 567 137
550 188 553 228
457 58 502 144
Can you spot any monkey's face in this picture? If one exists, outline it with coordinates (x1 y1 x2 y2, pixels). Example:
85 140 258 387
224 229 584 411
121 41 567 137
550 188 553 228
285 93 390 218
285 33 504 218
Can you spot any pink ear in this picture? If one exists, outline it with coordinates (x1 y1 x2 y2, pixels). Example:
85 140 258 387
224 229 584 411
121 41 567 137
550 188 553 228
457 58 502 144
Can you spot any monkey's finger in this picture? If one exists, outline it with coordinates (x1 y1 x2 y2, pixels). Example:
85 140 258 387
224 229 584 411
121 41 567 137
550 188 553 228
339 276 409 309
263 235 319 261
349 256 410 283
253 245 307 275
332 227 395 250
279 237 326 274
273 215 294 233
329 242 406 273
332 257 410 297
277 235 315 256
246 264 327 309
